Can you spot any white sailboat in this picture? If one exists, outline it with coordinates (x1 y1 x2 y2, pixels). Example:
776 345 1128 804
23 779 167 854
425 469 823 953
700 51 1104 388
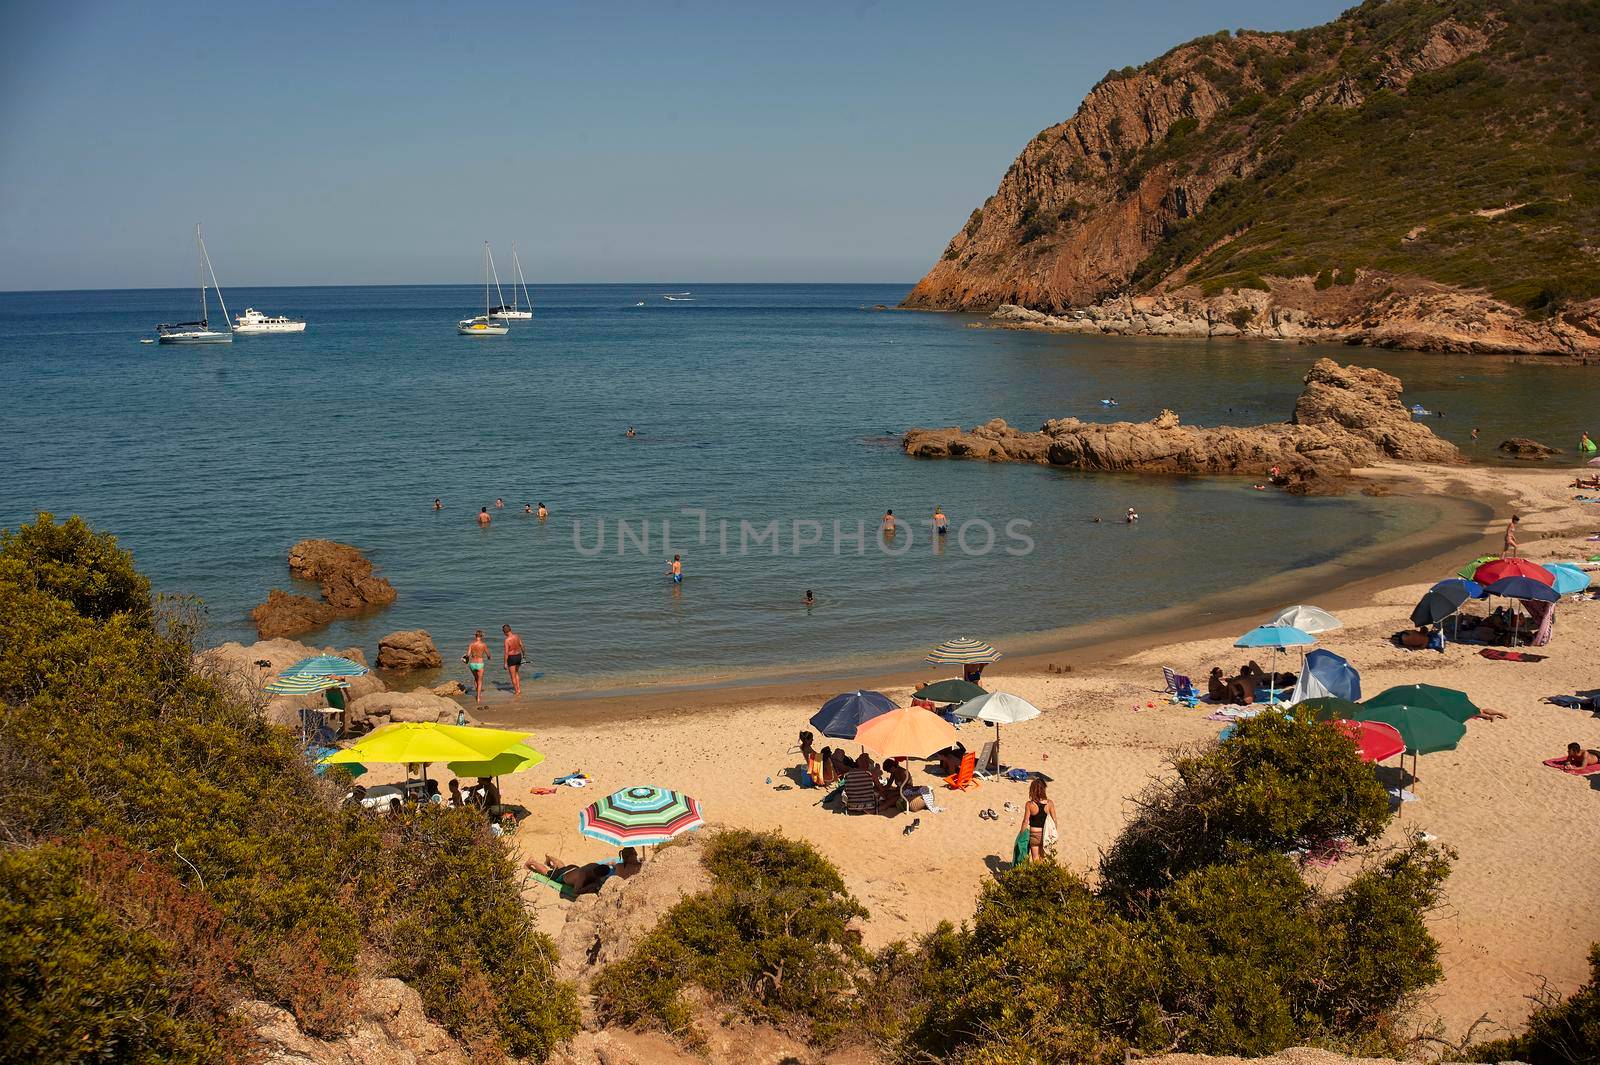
458 242 510 336
157 224 233 344
490 242 534 320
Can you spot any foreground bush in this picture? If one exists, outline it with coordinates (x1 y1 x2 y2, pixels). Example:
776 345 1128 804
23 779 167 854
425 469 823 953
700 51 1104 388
1471 945 1600 1065
1099 709 1392 907
592 829 868 1043
0 513 579 1061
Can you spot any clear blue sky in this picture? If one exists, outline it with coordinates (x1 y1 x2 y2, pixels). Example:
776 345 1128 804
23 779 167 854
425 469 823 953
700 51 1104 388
0 0 1350 289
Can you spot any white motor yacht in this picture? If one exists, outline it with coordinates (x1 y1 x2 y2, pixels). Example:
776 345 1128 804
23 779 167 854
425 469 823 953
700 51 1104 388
233 308 306 334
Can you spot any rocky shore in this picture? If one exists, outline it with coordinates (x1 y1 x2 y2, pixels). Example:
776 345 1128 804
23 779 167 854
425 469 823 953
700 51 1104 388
903 358 1457 494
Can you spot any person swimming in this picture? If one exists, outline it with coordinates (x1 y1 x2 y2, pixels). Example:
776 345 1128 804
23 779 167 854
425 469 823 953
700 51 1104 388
1125 508 1139 523
524 503 533 514
537 502 548 520
477 507 491 526
804 589 815 606
625 426 637 438
669 554 683 583
433 497 443 510
495 498 505 509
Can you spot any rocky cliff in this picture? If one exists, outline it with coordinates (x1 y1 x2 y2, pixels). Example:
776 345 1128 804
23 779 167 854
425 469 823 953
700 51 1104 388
903 358 1457 493
903 0 1600 357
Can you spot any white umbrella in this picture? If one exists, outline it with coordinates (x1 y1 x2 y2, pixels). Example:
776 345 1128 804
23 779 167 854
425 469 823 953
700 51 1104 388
1264 604 1343 635
953 691 1041 773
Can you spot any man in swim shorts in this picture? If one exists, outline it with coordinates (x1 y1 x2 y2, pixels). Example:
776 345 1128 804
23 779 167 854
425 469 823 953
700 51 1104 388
465 630 491 703
502 624 525 696
670 554 683 583
933 506 948 536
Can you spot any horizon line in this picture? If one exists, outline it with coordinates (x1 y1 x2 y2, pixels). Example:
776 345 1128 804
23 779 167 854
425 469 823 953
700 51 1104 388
0 280 918 296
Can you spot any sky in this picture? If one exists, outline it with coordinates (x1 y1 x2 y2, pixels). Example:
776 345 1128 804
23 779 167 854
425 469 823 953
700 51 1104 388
0 0 1352 289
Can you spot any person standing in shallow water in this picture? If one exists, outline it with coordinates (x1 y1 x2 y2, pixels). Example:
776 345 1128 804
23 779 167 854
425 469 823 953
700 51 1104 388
933 506 948 537
477 507 491 526
502 624 525 696
882 509 896 536
465 630 491 704
669 554 683 583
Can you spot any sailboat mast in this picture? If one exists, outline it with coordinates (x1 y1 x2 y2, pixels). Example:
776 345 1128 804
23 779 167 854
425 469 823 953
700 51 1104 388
483 242 491 318
196 223 208 324
489 244 507 315
198 226 231 330
513 242 532 314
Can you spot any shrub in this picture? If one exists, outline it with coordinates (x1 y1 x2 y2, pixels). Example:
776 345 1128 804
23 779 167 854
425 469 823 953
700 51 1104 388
1470 944 1600 1064
1098 710 1391 907
1315 267 1336 289
593 829 868 1043
1228 306 1256 329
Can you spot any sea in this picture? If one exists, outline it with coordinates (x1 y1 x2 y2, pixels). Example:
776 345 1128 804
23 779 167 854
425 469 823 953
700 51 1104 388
2 283 1595 696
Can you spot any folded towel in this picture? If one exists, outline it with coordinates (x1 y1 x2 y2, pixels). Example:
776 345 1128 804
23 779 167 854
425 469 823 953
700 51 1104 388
1543 756 1600 776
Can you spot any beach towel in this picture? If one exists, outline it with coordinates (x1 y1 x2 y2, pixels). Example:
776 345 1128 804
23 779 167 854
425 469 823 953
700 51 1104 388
1205 706 1261 722
1543 756 1600 776
1546 695 1597 710
1012 829 1030 866
1480 648 1548 662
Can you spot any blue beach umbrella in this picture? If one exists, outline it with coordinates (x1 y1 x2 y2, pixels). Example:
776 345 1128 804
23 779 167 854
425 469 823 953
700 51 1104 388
1234 626 1316 705
1483 576 1560 604
1546 564 1592 596
810 690 897 740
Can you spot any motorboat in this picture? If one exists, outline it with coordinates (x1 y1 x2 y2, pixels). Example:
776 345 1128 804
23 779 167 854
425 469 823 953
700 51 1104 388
233 307 306 334
157 223 233 344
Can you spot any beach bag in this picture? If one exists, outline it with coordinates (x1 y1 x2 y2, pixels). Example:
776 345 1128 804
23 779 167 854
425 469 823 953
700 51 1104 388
1013 829 1030 866
1427 629 1445 652
799 768 815 789
1042 814 1059 851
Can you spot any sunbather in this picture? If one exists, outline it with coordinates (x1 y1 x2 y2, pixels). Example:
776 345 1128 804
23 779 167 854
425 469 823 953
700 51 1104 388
1207 667 1229 702
1564 742 1600 769
527 847 641 896
1476 707 1509 720
935 741 968 777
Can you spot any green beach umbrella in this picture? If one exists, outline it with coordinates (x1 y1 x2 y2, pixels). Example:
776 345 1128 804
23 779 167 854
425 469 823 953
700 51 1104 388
1364 683 1480 725
1352 703 1465 755
914 678 987 704
1455 555 1500 581
1292 696 1363 722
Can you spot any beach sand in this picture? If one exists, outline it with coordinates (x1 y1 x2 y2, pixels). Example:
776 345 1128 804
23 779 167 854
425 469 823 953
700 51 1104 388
369 461 1600 1042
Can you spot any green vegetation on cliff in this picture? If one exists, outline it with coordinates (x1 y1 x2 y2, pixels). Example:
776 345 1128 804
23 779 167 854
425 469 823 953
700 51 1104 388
0 514 579 1062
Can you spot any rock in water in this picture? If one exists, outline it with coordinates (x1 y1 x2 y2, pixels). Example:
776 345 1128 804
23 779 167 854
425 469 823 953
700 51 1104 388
902 359 1456 494
250 589 336 640
376 629 442 672
1498 437 1561 460
251 539 397 638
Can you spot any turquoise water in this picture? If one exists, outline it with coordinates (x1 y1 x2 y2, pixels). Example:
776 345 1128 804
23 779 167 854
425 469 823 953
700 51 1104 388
0 284 1592 694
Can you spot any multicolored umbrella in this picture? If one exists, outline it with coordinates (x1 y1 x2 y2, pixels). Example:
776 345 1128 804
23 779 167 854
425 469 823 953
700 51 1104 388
913 678 987 705
1333 719 1405 763
810 690 897 739
264 654 370 694
1365 683 1480 724
579 785 704 847
322 722 534 767
855 707 957 758
925 637 1002 666
1473 558 1555 586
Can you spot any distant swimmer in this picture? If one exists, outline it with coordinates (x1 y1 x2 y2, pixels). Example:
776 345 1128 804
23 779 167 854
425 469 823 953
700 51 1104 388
933 506 948 536
1091 516 1102 523
883 509 896 536
537 502 548 520
495 498 505 509
804 589 815 606
1471 427 1479 441
669 554 683 583
433 498 443 511
1125 508 1139 523
464 629 492 704
524 503 533 514
626 426 637 438
478 507 491 526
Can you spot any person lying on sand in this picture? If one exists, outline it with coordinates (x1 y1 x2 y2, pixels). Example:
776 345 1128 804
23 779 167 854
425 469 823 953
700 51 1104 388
527 847 641 895
1475 707 1509 720
1563 742 1600 769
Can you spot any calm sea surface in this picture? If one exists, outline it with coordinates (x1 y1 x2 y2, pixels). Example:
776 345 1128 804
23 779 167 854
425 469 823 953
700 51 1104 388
2 283 1595 694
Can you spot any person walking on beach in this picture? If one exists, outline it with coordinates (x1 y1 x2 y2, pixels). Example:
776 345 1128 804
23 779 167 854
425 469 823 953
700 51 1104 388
1504 514 1520 557
1020 778 1056 864
669 554 683 583
477 507 491 526
464 630 492 703
502 624 526 696
933 506 948 537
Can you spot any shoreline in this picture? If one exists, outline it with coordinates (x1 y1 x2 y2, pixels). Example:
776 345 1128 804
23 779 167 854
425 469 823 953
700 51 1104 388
475 463 1507 731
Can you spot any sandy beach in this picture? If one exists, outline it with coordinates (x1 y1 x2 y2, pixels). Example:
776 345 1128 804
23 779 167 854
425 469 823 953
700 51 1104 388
363 460 1600 1042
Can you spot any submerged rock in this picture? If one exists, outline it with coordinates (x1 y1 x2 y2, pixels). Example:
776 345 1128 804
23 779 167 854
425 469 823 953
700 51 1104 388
1498 437 1561 460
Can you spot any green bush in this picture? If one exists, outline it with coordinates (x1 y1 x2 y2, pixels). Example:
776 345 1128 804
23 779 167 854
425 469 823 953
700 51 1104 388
1471 944 1600 1064
0 515 580 1061
1099 710 1391 907
593 829 868 1043
1228 306 1256 329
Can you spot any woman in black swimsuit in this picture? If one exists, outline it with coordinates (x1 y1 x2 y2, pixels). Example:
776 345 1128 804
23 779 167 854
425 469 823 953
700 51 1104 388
1022 778 1056 862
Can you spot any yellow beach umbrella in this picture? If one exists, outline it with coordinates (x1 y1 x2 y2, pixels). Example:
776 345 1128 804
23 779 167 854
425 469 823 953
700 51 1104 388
854 706 957 759
322 722 534 767
447 741 546 778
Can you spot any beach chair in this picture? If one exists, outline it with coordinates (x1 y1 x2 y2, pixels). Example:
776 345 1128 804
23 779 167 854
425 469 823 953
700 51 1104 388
974 740 1000 780
1162 668 1199 706
842 769 880 814
943 751 980 791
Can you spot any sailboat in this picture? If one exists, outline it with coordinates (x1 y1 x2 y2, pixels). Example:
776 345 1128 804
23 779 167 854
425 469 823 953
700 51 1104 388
458 242 510 336
157 224 233 344
489 242 534 320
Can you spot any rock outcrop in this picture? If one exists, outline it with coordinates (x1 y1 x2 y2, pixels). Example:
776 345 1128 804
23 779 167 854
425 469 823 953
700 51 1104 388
251 540 397 639
376 630 442 672
1499 437 1561 460
902 359 1457 493
194 639 385 728
347 689 465 731
243 978 467 1065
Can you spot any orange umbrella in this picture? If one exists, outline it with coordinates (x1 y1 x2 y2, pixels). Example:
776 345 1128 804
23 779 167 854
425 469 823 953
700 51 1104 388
854 706 957 758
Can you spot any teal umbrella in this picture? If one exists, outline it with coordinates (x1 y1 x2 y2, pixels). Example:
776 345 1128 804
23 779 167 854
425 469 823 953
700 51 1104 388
1547 563 1592 596
264 654 370 694
1234 625 1316 704
1365 684 1480 725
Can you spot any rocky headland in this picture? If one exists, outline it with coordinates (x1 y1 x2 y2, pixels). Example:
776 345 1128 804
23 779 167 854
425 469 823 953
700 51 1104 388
903 358 1457 494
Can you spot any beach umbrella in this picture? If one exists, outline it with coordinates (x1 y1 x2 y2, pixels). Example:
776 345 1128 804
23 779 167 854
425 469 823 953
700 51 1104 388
1411 579 1482 628
264 654 371 694
1546 563 1592 596
321 722 534 769
447 741 546 779
855 707 957 759
1456 555 1500 580
1473 558 1554 587
810 690 896 740
1333 719 1405 763
1353 703 1465 755
1265 605 1343 634
1589 457 1600 468
1483 576 1560 604
1234 625 1316 703
1293 696 1363 722
1365 683 1480 724
1289 649 1361 703
925 636 1002 666
579 785 704 847
954 691 1042 771
914 678 987 705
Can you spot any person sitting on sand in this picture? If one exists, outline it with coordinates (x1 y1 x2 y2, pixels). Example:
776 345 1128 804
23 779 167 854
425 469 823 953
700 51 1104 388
1208 667 1229 703
1398 625 1431 650
527 848 642 896
798 730 819 782
963 662 987 685
387 797 403 815
425 779 443 805
447 779 464 807
829 746 852 784
935 741 968 777
1564 742 1600 769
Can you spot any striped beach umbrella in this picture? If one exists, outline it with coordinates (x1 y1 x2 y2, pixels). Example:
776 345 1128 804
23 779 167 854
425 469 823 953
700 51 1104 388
579 785 705 847
264 655 370 694
925 637 1002 666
